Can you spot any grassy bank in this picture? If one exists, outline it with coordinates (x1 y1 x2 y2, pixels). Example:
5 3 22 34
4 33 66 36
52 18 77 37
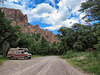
0 55 8 65
0 55 42 65
61 51 100 75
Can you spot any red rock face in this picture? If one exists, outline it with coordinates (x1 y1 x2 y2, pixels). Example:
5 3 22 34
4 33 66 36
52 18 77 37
1 8 58 43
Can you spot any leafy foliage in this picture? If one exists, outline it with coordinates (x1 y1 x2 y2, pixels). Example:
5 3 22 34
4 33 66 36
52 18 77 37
0 9 60 56
60 0 100 74
57 0 100 53
79 0 100 21
61 51 100 75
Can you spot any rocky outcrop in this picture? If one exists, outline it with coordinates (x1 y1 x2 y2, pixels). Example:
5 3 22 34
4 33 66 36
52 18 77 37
0 8 58 43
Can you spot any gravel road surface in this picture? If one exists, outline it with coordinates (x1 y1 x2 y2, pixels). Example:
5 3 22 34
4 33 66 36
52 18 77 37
0 56 88 75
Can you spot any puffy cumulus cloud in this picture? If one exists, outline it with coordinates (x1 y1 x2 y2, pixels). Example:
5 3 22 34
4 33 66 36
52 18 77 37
33 0 86 30
57 0 86 15
79 13 86 24
46 0 56 7
11 0 19 2
0 0 86 31
44 25 62 30
29 1 71 26
28 3 56 22
42 6 70 24
30 0 71 30
43 0 86 30
4 0 20 3
0 0 30 14
0 0 35 22
32 3 55 17
62 18 80 27
44 17 80 30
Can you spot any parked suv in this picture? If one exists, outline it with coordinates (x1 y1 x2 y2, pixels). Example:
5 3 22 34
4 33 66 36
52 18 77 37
7 48 32 60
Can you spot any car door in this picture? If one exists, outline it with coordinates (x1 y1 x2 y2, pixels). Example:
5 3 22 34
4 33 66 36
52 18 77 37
15 51 22 58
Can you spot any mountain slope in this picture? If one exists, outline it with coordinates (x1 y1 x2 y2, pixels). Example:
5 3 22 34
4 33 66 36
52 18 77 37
0 8 58 43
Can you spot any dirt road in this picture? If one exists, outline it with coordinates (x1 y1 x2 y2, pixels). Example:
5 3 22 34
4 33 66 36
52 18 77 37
0 56 88 75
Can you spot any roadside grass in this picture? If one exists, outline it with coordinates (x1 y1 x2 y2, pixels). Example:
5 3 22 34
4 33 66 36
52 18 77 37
61 51 100 75
32 55 59 57
0 55 43 65
0 55 8 65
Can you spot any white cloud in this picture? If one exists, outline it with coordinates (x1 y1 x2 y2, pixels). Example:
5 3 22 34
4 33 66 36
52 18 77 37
29 2 71 26
79 13 86 24
7 0 19 2
0 0 86 31
44 17 80 30
44 25 62 30
13 0 19 2
62 18 80 27
43 0 86 30
28 3 56 22
57 0 86 15
46 0 56 7
32 3 55 16
0 0 29 14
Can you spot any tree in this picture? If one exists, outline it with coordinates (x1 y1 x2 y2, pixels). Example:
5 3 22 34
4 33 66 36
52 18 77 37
94 23 100 51
80 0 100 51
39 37 50 55
80 0 100 22
57 23 99 52
58 26 75 52
0 9 21 56
50 42 59 55
0 9 12 45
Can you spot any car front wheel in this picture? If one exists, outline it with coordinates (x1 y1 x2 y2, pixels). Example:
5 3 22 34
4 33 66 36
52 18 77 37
11 56 14 60
24 56 28 60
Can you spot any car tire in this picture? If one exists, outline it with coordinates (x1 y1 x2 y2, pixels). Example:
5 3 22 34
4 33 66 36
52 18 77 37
24 56 28 60
15 58 18 60
29 57 31 59
11 56 14 60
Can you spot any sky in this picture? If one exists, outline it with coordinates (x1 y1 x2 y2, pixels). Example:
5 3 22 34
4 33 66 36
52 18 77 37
0 0 86 34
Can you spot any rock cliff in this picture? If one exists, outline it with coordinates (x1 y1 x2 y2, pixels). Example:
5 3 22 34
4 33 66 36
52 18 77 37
0 8 58 43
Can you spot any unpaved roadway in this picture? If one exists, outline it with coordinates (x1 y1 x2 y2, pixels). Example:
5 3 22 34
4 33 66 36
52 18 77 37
0 56 88 75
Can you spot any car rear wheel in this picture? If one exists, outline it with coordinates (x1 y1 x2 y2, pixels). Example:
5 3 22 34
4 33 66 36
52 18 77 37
11 56 14 60
24 56 28 60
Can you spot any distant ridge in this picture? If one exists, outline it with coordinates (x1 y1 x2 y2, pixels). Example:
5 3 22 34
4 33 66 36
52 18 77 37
0 7 58 43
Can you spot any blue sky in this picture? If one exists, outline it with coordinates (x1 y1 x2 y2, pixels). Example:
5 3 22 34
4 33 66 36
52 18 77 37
0 0 86 34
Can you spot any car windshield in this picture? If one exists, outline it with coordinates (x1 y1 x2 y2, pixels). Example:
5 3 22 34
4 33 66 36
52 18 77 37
24 52 28 54
25 48 28 50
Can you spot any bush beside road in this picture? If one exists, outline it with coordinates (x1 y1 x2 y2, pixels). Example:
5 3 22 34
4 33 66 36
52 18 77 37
0 55 8 65
61 51 100 75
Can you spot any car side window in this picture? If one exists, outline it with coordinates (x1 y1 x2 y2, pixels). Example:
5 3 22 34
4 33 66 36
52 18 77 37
18 52 21 54
16 51 21 54
16 51 18 54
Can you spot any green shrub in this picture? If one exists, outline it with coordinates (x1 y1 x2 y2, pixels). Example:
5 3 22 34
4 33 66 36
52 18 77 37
61 51 84 59
0 55 8 65
61 51 100 75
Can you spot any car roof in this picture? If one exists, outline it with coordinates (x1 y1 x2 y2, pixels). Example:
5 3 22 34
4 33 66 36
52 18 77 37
9 48 28 51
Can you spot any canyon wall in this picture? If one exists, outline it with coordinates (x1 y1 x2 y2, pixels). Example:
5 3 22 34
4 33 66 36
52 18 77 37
1 8 58 43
